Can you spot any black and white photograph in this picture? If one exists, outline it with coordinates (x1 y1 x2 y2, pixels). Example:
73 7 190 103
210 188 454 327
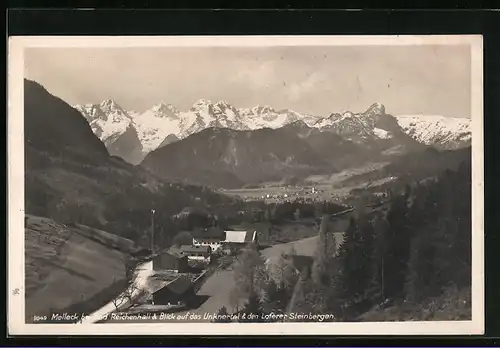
8 35 484 335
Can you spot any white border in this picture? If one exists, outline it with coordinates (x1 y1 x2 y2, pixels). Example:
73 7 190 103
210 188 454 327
7 35 484 336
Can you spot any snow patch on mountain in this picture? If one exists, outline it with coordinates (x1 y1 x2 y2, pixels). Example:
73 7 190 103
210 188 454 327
132 100 323 150
313 103 388 143
134 103 182 152
395 114 471 149
373 128 391 139
74 100 132 142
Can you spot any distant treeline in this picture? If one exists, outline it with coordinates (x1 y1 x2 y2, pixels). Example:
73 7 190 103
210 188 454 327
172 199 347 232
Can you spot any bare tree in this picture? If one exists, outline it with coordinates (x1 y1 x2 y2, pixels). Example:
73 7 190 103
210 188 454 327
110 276 128 312
124 254 138 284
109 254 144 312
269 251 298 291
232 244 268 305
122 281 142 308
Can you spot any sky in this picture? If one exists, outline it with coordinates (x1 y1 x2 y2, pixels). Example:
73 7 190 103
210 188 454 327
24 45 471 118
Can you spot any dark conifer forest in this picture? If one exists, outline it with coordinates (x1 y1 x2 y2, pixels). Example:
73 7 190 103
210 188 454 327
284 159 472 321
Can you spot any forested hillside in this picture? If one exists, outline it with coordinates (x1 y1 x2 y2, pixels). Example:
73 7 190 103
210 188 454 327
225 159 472 322
289 158 472 321
24 79 234 249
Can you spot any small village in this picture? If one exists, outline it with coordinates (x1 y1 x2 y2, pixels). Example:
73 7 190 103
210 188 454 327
228 186 346 204
122 227 259 315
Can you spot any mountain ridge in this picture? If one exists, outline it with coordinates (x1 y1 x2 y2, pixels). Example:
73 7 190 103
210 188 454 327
74 99 471 164
141 126 336 189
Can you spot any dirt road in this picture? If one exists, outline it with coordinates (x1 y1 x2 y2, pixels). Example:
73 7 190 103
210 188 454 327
79 261 153 324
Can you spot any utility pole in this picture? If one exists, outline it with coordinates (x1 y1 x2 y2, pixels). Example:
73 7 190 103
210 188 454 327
151 209 155 255
381 255 385 300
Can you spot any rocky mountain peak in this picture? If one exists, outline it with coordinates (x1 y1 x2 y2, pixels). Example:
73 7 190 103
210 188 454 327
364 103 386 117
100 99 117 108
150 102 179 118
252 105 276 114
190 99 213 111
99 99 128 115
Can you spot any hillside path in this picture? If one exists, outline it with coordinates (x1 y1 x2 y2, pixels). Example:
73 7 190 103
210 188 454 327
79 261 153 324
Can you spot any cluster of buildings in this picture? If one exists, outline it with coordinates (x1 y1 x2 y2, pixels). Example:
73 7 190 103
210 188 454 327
146 227 258 307
153 227 258 272
252 186 331 203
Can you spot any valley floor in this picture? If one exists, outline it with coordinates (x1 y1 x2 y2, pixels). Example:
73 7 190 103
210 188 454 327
221 161 392 203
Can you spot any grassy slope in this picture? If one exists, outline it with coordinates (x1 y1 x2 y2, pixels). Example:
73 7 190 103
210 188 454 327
25 214 136 322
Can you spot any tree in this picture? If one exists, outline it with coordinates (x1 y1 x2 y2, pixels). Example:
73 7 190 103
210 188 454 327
238 291 265 322
232 244 268 306
294 208 301 221
326 214 374 318
383 193 412 299
269 251 298 296
405 225 438 302
284 175 301 186
174 208 212 230
262 278 289 316
286 274 315 319
109 254 146 311
124 255 138 282
312 215 330 287
366 212 391 302
264 206 272 222
353 213 376 306
172 231 193 246
110 277 128 311
213 306 233 323
122 281 143 308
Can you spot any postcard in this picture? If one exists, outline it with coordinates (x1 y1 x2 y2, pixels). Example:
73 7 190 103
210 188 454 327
8 35 484 335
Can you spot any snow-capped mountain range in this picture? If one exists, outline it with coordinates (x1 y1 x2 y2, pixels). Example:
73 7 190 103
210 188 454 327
395 114 471 149
74 99 471 164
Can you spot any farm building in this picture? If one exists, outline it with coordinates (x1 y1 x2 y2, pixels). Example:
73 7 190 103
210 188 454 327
223 230 258 246
224 230 257 243
219 230 258 254
192 227 226 252
151 275 194 305
179 245 212 262
152 251 189 273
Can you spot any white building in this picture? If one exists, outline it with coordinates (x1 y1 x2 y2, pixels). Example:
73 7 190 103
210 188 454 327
223 230 258 245
191 227 226 252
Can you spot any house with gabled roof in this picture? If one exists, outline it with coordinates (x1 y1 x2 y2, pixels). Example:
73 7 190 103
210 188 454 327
191 227 226 252
179 245 212 262
220 230 258 254
151 275 194 305
152 250 189 273
224 230 257 244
